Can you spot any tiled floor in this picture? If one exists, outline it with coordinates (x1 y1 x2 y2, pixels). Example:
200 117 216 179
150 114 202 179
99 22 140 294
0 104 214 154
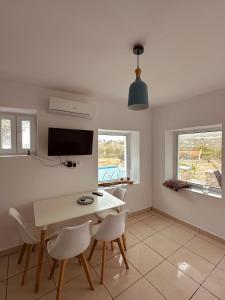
1 210 225 299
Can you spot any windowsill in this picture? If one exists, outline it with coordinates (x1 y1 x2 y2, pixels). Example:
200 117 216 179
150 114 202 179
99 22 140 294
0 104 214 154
185 187 222 198
0 154 29 158
99 182 139 190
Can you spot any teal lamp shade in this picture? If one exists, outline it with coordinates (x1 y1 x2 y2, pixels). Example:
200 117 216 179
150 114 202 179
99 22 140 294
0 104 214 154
128 68 149 110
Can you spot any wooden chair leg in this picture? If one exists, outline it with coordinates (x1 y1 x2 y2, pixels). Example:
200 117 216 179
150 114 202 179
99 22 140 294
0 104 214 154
78 256 82 265
18 243 27 264
101 242 106 284
56 260 67 300
116 238 129 270
111 241 114 251
35 229 47 293
32 245 36 252
21 244 32 286
79 253 94 290
88 239 98 261
122 234 127 251
49 259 58 280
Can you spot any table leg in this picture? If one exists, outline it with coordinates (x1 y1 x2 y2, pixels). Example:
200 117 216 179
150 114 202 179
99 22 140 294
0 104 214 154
35 228 46 293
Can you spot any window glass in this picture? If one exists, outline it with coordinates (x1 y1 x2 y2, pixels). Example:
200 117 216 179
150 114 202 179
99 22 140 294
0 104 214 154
177 131 222 189
1 119 12 149
98 134 127 182
21 120 31 149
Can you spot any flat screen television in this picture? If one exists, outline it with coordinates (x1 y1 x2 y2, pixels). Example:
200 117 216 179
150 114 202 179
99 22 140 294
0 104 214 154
48 128 93 156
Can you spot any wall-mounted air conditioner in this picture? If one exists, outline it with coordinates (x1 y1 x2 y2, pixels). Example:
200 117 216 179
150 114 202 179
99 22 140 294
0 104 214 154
49 97 96 119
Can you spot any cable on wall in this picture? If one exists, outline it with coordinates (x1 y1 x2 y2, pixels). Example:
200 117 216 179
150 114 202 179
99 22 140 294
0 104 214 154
28 151 80 168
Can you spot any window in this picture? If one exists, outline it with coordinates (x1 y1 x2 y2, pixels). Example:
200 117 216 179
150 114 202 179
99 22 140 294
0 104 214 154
176 129 222 192
98 133 129 182
0 113 37 155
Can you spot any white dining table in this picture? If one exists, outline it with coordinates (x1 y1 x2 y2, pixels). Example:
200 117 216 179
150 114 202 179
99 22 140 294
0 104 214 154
33 189 125 292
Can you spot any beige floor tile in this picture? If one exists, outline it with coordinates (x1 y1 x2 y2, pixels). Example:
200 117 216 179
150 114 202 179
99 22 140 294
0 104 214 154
127 222 156 240
154 214 176 224
144 232 181 258
8 247 48 278
168 247 214 283
126 216 139 226
124 230 140 249
142 215 171 231
126 242 163 275
146 261 199 300
35 289 57 300
185 236 225 264
197 233 225 250
94 254 141 298
7 262 56 300
218 255 225 271
86 240 120 266
116 277 165 300
0 281 6 300
49 256 84 285
134 211 155 221
191 287 218 300
38 271 111 300
203 267 225 299
0 256 8 282
173 222 199 235
161 224 196 245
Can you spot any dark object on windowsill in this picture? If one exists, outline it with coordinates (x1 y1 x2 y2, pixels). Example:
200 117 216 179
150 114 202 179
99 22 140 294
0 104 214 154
163 179 191 192
214 170 222 187
98 178 134 187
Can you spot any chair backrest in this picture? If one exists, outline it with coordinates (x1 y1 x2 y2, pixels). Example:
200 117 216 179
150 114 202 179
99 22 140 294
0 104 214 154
48 221 92 260
8 208 39 244
113 187 126 202
95 209 129 241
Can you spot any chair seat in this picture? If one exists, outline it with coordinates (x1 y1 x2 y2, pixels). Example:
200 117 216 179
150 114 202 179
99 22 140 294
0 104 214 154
25 223 40 243
25 223 58 244
95 208 118 221
47 237 56 255
47 221 93 261
91 223 101 237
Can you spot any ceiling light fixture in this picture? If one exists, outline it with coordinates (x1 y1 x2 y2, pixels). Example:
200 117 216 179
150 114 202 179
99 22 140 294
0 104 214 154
128 44 149 110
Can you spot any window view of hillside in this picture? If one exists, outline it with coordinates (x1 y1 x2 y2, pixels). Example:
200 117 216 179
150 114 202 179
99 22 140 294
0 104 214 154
177 131 222 190
98 135 127 182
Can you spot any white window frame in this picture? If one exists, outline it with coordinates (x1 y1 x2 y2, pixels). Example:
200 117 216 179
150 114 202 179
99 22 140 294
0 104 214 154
17 115 37 154
98 131 130 183
175 126 222 194
0 114 17 155
0 112 37 156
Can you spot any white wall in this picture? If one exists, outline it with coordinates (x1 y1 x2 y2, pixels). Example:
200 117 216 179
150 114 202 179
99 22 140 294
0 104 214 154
0 79 152 251
152 88 225 238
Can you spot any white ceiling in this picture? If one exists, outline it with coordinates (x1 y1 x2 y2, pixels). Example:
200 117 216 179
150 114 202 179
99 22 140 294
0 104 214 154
0 0 225 107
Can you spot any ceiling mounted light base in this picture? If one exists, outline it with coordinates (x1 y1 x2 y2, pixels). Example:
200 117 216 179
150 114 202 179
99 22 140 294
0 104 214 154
133 44 144 55
128 44 149 110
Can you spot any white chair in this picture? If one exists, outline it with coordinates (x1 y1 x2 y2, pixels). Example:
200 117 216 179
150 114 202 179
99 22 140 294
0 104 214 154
47 221 94 300
88 210 129 284
9 207 55 286
95 187 127 250
96 187 126 220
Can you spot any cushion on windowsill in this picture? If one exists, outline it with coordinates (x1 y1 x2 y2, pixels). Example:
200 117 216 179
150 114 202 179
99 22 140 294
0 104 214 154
163 179 191 192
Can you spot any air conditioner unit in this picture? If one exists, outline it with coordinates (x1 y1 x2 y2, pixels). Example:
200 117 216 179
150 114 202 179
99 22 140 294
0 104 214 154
49 97 96 119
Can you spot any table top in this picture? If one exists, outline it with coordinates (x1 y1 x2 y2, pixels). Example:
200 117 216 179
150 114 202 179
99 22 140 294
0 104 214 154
33 190 125 227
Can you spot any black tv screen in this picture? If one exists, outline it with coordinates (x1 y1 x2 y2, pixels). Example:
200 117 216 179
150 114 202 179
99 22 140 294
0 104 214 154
48 128 93 156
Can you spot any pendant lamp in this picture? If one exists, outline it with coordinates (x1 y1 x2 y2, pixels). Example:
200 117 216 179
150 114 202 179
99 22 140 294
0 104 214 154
128 44 149 110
